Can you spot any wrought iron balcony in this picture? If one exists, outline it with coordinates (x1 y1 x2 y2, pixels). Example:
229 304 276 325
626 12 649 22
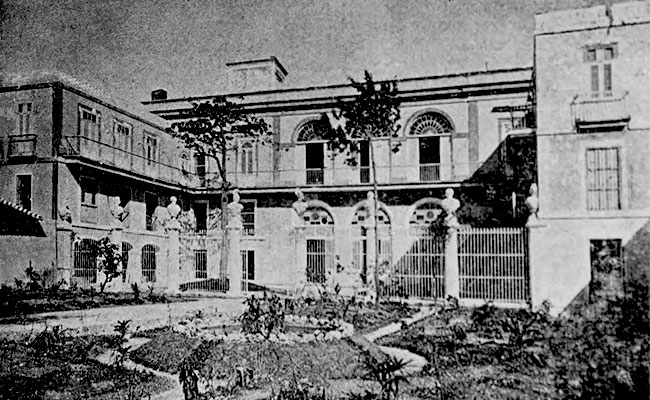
419 163 441 182
8 135 37 158
572 91 630 131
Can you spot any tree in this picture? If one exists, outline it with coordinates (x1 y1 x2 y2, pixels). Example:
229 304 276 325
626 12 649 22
92 237 123 293
325 71 401 303
169 97 271 276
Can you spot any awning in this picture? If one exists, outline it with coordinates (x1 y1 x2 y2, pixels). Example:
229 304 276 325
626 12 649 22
0 198 45 236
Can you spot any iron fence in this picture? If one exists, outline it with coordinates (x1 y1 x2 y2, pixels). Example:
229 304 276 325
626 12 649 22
458 227 529 303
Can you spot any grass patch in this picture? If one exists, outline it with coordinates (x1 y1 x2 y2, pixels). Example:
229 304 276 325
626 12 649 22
130 327 200 373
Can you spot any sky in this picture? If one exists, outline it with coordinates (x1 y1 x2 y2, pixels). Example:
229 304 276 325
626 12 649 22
0 0 627 104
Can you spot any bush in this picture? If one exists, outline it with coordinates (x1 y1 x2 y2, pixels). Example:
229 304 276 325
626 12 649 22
239 292 285 339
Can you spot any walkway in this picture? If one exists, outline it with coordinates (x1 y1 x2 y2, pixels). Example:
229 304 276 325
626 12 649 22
0 297 245 338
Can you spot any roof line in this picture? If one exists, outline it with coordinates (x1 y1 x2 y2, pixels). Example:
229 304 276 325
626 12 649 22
142 66 533 105
0 198 44 220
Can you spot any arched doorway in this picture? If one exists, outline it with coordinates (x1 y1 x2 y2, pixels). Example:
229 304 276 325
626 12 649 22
391 199 446 299
303 205 334 283
351 204 392 286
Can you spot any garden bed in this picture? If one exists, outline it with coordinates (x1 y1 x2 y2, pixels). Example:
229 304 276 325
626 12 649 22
0 335 174 399
0 285 195 321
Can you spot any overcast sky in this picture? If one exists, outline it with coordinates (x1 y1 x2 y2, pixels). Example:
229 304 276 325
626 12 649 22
0 0 624 103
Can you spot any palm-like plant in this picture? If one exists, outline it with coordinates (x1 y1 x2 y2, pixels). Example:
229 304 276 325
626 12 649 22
363 355 410 400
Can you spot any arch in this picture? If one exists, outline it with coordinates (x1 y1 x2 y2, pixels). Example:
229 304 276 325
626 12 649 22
294 118 328 143
303 200 336 225
407 197 443 226
347 199 393 227
141 244 159 283
404 109 455 137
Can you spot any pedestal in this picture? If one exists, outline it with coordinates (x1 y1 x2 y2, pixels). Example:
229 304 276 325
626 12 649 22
294 226 307 290
227 225 242 296
444 227 460 299
56 223 75 286
166 225 181 295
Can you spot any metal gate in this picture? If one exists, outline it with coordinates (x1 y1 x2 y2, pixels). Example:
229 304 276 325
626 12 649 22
73 238 98 288
306 239 333 284
241 250 255 292
141 244 158 283
387 228 445 299
458 227 529 303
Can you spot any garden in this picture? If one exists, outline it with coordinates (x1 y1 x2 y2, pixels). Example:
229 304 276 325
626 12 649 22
0 255 647 399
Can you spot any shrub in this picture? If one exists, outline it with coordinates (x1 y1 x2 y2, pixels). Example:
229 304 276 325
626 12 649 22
239 291 285 339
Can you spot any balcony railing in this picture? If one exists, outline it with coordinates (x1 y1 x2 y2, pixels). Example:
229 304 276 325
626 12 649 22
306 168 324 185
360 166 371 183
8 135 37 158
419 163 441 182
572 91 630 131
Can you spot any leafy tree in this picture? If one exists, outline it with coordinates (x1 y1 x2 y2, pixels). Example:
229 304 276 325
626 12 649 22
325 71 401 303
92 237 123 293
169 97 271 274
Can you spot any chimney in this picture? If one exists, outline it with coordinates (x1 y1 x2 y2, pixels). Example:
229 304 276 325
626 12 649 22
226 57 288 93
151 89 167 101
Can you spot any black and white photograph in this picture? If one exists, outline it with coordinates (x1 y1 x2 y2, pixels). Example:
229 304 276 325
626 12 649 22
0 0 648 398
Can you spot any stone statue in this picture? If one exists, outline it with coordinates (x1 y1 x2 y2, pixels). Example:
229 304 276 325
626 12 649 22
227 189 243 228
291 188 307 227
440 188 461 228
166 196 182 230
525 183 539 225
109 196 126 226
58 200 72 225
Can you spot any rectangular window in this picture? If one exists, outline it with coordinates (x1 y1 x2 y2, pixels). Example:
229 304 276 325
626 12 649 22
241 200 255 236
145 134 158 165
240 142 255 174
585 44 617 96
603 64 612 93
586 148 620 211
80 177 98 207
114 120 132 153
194 249 208 279
590 65 600 93
16 175 32 211
193 201 208 232
18 103 32 135
79 106 100 139
241 250 255 281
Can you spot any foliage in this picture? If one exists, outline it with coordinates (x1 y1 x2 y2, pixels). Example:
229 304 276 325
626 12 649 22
239 291 285 339
111 319 137 368
88 237 123 292
131 282 141 302
272 377 328 400
24 266 43 292
326 71 401 158
549 278 649 399
29 325 70 359
325 71 401 303
362 354 410 400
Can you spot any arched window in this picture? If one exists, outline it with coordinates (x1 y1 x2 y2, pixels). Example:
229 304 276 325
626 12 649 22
408 112 454 182
304 205 334 284
73 238 98 287
296 120 328 142
351 205 392 282
296 120 328 185
180 152 190 175
141 244 158 283
408 113 454 136
409 199 443 236
303 206 334 225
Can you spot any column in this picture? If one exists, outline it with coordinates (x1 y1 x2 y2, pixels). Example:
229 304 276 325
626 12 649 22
227 224 242 296
294 226 307 288
444 226 460 299
166 225 181 295
56 223 74 286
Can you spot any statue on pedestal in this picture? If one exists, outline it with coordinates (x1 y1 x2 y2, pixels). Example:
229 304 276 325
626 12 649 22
440 188 461 228
291 188 307 227
525 183 539 226
227 189 243 228
166 196 182 230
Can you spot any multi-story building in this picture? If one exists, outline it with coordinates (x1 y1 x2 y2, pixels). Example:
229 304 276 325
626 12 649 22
530 1 650 310
0 1 647 313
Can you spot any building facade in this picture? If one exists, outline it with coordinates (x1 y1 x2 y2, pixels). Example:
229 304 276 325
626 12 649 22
0 2 647 312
